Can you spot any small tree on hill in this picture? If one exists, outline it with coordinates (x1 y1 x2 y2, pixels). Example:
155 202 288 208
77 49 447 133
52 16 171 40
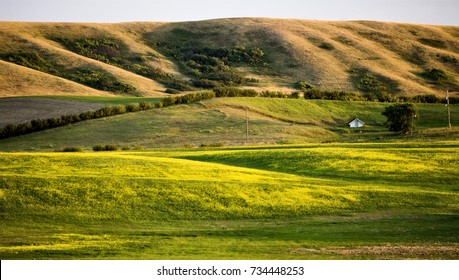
382 103 417 134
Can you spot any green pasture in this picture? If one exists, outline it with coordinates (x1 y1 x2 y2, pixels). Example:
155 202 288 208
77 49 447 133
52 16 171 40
1 142 458 259
0 98 458 152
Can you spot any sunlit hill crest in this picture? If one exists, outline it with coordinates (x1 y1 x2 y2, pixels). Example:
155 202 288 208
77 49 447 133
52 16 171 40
0 18 458 98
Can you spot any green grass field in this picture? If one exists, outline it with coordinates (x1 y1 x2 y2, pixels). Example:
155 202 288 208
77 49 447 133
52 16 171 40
0 97 458 259
0 98 458 152
1 142 458 259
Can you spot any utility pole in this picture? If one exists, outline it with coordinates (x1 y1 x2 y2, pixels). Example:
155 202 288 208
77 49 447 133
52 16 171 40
447 90 452 129
246 107 249 141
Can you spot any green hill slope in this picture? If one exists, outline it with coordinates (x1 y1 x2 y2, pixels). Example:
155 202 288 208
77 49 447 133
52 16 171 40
0 97 457 151
1 143 458 259
1 19 458 97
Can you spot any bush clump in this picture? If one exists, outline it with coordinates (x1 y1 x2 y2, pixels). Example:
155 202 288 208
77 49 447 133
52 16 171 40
213 87 258 97
290 91 301 99
303 88 363 101
294 81 315 91
154 42 267 88
139 101 154 110
68 68 136 93
4 51 136 93
55 37 191 92
357 74 389 99
161 91 216 107
57 38 122 64
62 147 83 152
92 145 105 151
318 42 335 50
111 105 127 115
200 143 224 148
260 91 288 98
165 88 180 94
4 51 58 74
93 144 119 151
421 68 453 85
125 103 140 112
382 103 418 134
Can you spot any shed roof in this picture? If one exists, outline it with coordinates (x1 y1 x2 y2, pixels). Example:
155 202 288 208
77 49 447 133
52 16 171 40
347 118 365 124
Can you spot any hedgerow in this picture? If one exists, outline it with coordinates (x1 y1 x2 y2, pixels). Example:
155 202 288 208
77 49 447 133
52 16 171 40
161 91 216 106
260 91 289 98
68 68 136 93
93 144 119 151
213 87 258 97
303 88 363 101
62 147 83 152
0 92 213 139
1 86 456 140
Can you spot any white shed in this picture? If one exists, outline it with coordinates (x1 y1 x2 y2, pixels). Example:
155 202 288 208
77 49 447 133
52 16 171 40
348 118 365 128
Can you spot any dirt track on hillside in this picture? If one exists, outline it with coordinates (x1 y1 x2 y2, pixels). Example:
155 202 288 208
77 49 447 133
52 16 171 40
0 98 105 128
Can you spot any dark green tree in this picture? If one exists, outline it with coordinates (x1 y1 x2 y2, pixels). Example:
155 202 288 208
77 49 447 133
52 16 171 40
382 103 417 133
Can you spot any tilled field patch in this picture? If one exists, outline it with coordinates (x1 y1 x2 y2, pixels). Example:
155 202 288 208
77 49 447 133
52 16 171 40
0 97 105 128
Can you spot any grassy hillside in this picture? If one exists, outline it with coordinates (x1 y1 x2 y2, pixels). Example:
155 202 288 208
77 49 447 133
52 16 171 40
0 22 168 97
1 142 458 259
0 97 457 151
1 19 458 97
0 60 109 97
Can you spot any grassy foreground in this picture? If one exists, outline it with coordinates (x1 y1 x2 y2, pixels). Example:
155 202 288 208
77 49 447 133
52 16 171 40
1 142 458 259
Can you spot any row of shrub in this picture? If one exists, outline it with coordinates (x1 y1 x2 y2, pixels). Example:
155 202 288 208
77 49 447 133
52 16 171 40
214 86 459 104
213 87 374 101
293 80 458 103
0 92 218 139
93 144 120 151
56 146 83 152
2 87 456 140
302 89 364 101
294 79 388 101
300 89 459 104
162 91 216 106
0 104 129 139
403 94 459 104
54 145 144 152
200 143 225 148
212 87 338 100
213 87 258 97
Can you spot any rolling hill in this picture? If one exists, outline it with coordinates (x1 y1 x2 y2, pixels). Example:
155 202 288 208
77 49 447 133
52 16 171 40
1 142 459 259
0 97 457 152
1 18 458 98
1 19 459 260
